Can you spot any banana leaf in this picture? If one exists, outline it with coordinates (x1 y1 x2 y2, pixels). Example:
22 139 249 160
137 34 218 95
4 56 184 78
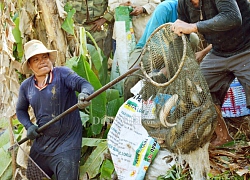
87 44 109 86
99 159 114 179
79 141 108 179
61 3 75 35
66 55 106 135
107 97 124 117
81 138 106 147
12 16 23 59
106 89 120 102
0 130 12 180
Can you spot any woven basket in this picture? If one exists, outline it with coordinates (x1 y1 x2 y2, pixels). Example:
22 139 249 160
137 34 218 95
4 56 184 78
221 78 250 117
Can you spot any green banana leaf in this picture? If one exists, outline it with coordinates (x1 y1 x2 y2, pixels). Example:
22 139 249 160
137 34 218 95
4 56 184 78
0 148 12 180
87 44 103 72
12 16 23 59
107 97 124 117
99 159 114 179
87 44 109 86
80 27 88 57
0 129 10 147
79 141 108 179
61 3 75 35
81 138 106 147
106 89 120 102
99 52 109 85
0 130 12 180
65 55 106 135
0 118 8 129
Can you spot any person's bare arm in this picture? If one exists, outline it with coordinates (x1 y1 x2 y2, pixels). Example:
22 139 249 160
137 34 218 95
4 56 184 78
195 44 212 64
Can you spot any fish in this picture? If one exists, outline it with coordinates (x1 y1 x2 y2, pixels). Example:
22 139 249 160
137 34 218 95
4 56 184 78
186 77 201 107
178 99 187 113
194 82 203 93
186 78 194 90
172 102 216 153
159 94 178 127
190 91 201 107
165 126 177 150
175 106 201 137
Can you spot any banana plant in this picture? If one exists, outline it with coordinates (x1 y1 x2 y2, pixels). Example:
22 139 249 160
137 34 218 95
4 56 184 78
0 2 119 179
65 27 120 178
62 5 119 177
0 130 12 180
0 118 23 180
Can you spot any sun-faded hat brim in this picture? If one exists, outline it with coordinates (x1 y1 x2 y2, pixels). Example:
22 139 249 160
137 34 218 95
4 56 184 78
21 40 58 74
22 50 57 74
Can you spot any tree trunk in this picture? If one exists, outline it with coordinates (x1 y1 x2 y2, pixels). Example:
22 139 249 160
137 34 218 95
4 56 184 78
37 0 68 66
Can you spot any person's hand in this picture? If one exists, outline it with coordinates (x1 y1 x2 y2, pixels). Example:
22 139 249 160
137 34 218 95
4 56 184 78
195 44 212 64
171 19 198 36
195 51 206 64
27 124 40 140
78 93 91 109
90 18 107 32
130 6 143 16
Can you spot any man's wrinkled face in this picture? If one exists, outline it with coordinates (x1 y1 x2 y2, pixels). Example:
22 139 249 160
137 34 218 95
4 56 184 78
28 53 52 76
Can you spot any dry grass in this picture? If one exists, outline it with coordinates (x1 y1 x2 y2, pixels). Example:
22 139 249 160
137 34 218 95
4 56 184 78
208 116 250 178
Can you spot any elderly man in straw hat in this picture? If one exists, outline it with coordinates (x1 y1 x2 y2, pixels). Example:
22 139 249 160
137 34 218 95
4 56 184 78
16 39 94 179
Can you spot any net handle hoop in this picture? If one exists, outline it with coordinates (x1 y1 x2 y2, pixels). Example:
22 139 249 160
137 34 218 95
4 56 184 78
140 23 187 87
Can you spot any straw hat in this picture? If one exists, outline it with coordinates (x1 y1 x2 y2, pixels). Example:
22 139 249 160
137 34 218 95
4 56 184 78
22 40 57 74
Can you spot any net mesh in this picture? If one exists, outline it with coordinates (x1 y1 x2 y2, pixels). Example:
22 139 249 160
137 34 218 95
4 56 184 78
16 140 51 180
26 157 50 180
139 23 217 154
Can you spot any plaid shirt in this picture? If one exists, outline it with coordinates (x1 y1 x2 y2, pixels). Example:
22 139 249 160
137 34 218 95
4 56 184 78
178 0 250 57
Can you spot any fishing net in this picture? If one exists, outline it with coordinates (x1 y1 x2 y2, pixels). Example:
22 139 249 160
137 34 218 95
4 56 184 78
139 23 218 154
11 129 51 180
26 155 51 180
17 142 51 180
